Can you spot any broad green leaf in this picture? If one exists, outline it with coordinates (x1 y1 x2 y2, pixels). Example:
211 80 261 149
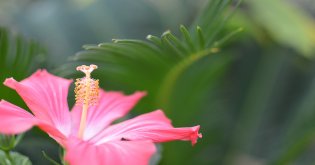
246 0 315 57
0 150 32 165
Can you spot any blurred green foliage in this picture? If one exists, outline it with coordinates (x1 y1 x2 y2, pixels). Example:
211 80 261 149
0 27 61 165
0 27 46 106
233 0 315 57
1 0 315 165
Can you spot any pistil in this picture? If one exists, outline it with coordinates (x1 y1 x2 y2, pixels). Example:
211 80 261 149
75 64 99 139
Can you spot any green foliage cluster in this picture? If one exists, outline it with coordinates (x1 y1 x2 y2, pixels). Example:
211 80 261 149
0 27 46 106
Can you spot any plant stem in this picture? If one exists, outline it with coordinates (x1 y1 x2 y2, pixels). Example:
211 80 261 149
5 150 14 165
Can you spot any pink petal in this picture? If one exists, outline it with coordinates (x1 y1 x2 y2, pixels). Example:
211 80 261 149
37 122 68 146
3 70 72 137
0 100 37 134
0 100 67 145
90 110 202 145
71 90 145 139
65 137 156 165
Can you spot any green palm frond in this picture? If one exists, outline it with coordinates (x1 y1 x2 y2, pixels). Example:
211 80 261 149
0 27 46 105
57 24 236 106
56 0 242 106
56 25 240 113
192 0 242 46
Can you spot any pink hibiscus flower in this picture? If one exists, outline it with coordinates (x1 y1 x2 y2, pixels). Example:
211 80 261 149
0 64 201 165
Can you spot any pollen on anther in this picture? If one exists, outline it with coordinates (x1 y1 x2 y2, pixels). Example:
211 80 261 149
74 64 99 106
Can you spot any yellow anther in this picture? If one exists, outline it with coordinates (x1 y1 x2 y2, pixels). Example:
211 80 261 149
74 64 99 106
74 78 99 106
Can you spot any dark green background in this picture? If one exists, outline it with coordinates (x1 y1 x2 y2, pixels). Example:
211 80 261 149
1 0 315 164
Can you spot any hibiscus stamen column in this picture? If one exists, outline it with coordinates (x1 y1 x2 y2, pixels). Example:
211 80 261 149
75 64 99 139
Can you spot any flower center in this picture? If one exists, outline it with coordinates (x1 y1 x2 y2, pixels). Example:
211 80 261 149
75 64 99 139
